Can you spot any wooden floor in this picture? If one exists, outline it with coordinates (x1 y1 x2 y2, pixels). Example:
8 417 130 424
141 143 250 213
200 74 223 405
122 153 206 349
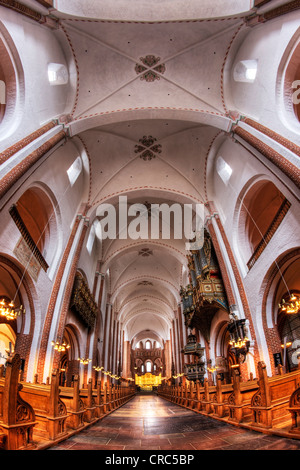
49 393 300 451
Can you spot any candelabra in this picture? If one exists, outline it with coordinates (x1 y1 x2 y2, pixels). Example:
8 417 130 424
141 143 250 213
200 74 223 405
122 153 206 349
51 340 70 352
0 299 25 321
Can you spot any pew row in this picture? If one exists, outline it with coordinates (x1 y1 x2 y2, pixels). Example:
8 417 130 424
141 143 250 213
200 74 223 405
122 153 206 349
0 354 136 450
251 361 300 430
158 362 300 438
0 354 36 450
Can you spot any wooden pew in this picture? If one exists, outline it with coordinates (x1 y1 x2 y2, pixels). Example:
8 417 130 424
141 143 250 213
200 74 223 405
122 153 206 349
201 379 216 415
195 381 205 412
60 375 86 430
187 381 196 410
80 379 97 423
102 382 109 413
177 385 183 405
227 370 258 424
211 376 233 419
251 361 300 430
19 369 68 441
0 354 36 450
288 384 300 435
94 379 103 418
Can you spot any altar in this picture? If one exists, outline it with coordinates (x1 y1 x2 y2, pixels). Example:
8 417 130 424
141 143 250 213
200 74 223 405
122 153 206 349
135 373 162 390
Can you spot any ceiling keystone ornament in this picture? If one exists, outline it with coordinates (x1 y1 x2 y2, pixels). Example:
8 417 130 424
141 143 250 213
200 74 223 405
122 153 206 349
135 135 162 161
138 248 153 257
138 280 153 286
135 55 166 82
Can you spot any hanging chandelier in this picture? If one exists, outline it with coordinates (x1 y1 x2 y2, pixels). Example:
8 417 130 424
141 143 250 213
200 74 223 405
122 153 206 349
279 293 300 315
78 357 91 365
0 299 25 320
227 313 250 360
93 366 104 372
51 340 70 352
228 337 250 349
207 365 219 373
172 373 184 379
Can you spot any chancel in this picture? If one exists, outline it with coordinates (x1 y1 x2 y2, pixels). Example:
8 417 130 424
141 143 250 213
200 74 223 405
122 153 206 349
0 0 300 451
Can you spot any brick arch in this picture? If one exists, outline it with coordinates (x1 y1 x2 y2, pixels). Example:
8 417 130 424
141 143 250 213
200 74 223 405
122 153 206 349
0 254 36 378
261 248 300 376
0 30 16 124
0 20 24 132
15 184 61 269
276 25 300 132
58 323 82 386
235 177 288 269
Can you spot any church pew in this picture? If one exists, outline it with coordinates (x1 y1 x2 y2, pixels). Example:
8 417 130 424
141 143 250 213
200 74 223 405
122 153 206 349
201 378 216 414
211 376 233 419
187 381 196 409
19 369 68 441
195 381 205 412
288 383 300 435
251 361 300 430
178 384 184 405
107 382 114 411
115 385 121 407
80 378 97 423
227 370 258 424
59 375 86 430
173 385 180 404
112 385 118 409
0 354 36 450
93 379 103 418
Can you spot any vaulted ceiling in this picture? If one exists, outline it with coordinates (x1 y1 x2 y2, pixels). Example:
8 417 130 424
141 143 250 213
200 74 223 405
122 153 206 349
55 2 254 347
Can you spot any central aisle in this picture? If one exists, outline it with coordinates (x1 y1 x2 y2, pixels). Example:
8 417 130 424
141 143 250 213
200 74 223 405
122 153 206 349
50 394 300 450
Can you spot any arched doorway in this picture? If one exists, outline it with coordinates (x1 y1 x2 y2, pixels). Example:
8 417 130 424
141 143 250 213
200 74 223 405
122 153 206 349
0 256 35 379
261 248 300 375
0 323 16 366
275 256 300 372
55 326 80 387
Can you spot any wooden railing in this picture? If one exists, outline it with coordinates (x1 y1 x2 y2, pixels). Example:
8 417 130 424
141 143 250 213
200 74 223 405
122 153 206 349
0 353 136 450
158 361 300 438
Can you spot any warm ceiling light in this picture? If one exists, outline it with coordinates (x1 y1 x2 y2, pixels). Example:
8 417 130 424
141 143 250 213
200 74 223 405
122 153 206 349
0 299 25 321
281 342 292 349
78 357 91 365
51 340 70 352
279 293 300 315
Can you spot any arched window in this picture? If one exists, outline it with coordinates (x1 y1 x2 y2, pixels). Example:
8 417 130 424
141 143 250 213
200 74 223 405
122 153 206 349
146 361 152 373
48 63 68 86
67 156 82 186
216 156 232 185
233 60 257 83
145 340 151 350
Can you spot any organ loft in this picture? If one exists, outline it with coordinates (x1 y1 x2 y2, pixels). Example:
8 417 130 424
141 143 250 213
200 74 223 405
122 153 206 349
0 0 300 452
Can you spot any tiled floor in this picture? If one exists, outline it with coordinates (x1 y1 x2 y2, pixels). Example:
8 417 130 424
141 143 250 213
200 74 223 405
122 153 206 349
49 393 300 450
